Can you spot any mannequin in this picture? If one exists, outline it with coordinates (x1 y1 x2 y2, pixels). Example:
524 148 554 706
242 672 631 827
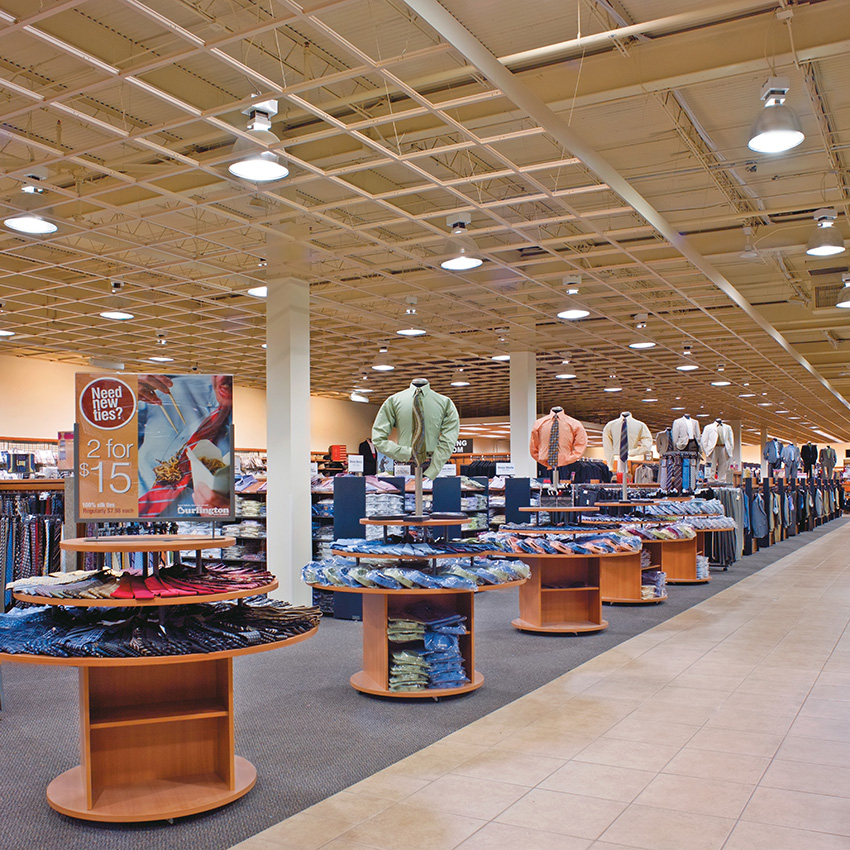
671 413 702 453
601 411 652 469
358 437 378 475
781 441 801 480
820 444 838 479
372 379 460 515
800 442 818 477
701 418 734 482
763 436 783 479
529 406 588 490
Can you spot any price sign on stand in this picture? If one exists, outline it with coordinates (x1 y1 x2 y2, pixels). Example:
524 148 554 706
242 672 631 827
496 463 515 477
438 463 456 477
394 463 411 477
348 455 364 474
75 373 234 521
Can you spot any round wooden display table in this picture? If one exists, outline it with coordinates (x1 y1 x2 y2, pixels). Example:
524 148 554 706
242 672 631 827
307 579 524 698
638 535 707 584
597 549 667 605
5 536 309 823
518 506 599 526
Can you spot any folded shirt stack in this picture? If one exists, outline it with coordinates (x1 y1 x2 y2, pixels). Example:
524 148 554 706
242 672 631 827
641 568 667 598
477 531 641 556
236 496 265 518
331 539 495 557
696 555 710 579
676 516 737 530
0 598 320 658
643 498 725 517
622 522 696 541
389 649 430 691
301 557 530 591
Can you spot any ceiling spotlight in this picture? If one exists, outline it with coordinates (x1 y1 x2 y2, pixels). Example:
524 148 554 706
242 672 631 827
349 392 370 403
716 364 725 371
228 100 290 182
634 312 648 330
806 208 845 257
836 273 850 308
247 285 268 298
450 368 470 387
3 168 58 235
557 306 590 320
740 225 760 260
491 354 510 362
747 77 805 153
156 333 167 346
440 212 483 271
372 347 395 371
564 274 581 295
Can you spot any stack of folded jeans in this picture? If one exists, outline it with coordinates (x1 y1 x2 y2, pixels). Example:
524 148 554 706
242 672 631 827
0 598 320 658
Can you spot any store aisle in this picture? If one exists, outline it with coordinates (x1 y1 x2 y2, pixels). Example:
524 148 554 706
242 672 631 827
230 523 850 850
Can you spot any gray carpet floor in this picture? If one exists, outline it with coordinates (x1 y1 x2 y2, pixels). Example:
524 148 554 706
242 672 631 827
1 518 845 850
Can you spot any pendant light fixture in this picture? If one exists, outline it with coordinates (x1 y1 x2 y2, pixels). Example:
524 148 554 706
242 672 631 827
99 281 134 321
228 100 289 182
450 368 470 387
3 167 58 235
397 297 426 336
836 273 850 308
371 347 395 371
747 77 804 154
440 213 483 271
806 209 845 257
740 226 760 260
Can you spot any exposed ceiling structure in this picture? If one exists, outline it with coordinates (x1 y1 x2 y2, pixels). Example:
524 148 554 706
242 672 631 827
1 0 849 442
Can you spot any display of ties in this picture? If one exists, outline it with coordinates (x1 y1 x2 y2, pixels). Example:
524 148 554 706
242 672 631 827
619 415 629 465
412 388 427 465
548 416 560 469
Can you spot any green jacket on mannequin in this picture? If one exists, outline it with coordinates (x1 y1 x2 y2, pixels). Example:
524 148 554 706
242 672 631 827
372 381 460 480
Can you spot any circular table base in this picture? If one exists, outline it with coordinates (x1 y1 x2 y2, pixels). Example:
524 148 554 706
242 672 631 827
46 757 256 822
603 594 667 605
512 618 608 634
350 670 484 698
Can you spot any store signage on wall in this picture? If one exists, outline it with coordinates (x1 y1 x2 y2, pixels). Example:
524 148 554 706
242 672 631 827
348 454 364 473
496 463 515 477
75 373 234 521
453 438 474 454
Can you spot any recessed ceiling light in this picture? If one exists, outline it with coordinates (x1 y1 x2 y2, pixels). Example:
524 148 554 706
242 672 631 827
676 363 699 371
556 372 576 379
247 286 267 298
671 406 685 410
641 398 658 402
397 328 426 337
738 393 756 398
99 310 134 321
758 401 773 406
0 329 15 337
603 386 622 392
557 307 590 320
710 380 731 386
149 356 174 363
491 354 510 361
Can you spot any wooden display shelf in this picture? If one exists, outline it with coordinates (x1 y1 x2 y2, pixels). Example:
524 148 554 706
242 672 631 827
0 479 65 491
598 550 666 605
518 506 601 512
359 517 467 527
306 582 520 698
639 536 706 584
60 534 235 553
502 553 611 633
13 579 279 608
3 627 316 821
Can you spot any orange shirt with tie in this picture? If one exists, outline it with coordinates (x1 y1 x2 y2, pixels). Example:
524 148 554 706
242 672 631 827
529 410 588 468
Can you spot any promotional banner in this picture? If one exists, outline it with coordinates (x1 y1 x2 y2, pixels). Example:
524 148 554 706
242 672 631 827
76 373 234 521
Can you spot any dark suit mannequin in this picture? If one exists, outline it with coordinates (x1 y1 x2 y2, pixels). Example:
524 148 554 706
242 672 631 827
358 438 378 475
800 443 818 477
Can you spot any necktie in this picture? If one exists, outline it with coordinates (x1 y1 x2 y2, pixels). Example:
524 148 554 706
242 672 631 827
548 415 560 469
412 388 427 465
619 415 629 466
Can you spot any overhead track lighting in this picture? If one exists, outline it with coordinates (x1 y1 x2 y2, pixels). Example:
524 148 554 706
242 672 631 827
806 208 845 257
228 100 289 182
371 347 395 371
836 273 850 308
3 167 58 235
450 368 470 387
440 213 482 271
747 77 804 154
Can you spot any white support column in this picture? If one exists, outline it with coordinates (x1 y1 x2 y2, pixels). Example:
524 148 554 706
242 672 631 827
265 272 312 605
730 418 742 480
509 351 537 478
760 426 768 479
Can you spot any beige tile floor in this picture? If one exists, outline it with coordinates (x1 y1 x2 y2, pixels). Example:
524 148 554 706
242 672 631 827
231 524 850 850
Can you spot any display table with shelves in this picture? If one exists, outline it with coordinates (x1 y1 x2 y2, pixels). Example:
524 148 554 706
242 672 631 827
641 535 705 584
1 534 313 823
599 550 667 605
518 505 600 526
